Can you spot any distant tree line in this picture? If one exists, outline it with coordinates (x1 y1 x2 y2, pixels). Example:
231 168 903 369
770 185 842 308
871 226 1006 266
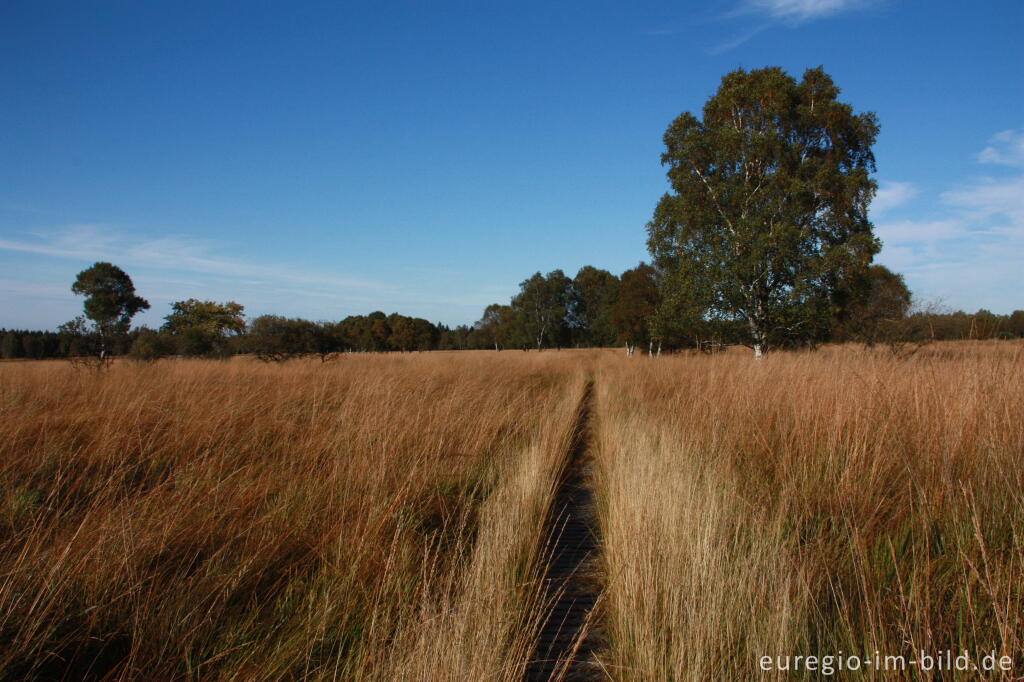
468 263 1024 354
3 261 1022 362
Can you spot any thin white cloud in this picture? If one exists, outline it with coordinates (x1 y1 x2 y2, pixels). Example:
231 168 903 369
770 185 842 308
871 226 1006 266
874 163 1023 312
709 24 772 54
0 224 508 328
733 0 876 24
875 218 966 245
0 224 390 293
941 175 1024 226
0 278 71 301
978 128 1024 167
715 0 877 50
872 180 919 215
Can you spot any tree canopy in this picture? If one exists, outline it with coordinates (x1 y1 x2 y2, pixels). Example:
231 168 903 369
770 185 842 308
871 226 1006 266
162 299 246 357
69 262 150 357
834 264 912 345
570 266 620 347
612 263 660 353
512 270 573 350
647 66 880 356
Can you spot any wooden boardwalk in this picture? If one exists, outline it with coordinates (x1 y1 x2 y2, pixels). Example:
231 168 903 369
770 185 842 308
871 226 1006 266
525 383 605 682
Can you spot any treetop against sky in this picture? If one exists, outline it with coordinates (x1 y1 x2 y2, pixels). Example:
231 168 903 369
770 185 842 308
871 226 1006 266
1 0 1021 329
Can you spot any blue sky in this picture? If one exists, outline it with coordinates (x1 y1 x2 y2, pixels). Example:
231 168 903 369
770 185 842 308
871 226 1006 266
2 0 1022 329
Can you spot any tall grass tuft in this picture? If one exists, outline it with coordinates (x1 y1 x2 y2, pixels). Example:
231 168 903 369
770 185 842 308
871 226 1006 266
593 342 1023 680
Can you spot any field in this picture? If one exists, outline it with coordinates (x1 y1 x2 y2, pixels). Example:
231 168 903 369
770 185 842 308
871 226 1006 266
0 344 1021 680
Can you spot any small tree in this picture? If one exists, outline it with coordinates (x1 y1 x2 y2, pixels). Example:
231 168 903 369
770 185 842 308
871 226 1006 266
647 66 880 357
69 262 150 361
162 299 245 357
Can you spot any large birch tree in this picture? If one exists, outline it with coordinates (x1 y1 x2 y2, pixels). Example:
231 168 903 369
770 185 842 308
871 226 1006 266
647 66 880 357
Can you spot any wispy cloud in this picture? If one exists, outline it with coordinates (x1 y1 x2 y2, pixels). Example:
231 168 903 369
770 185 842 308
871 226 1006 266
875 218 966 244
942 175 1024 227
709 24 772 54
643 27 679 36
715 0 878 50
735 0 878 24
0 224 389 293
978 128 1024 167
874 139 1024 312
0 278 71 301
872 180 919 215
0 224 506 328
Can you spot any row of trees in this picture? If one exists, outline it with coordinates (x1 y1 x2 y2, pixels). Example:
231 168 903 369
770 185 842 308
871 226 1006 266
472 266 657 353
4 261 1021 363
474 262 1024 353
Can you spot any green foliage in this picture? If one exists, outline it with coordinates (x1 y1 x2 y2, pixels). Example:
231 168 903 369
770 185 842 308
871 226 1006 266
162 299 246 358
68 262 150 358
834 265 913 345
386 313 438 351
57 317 100 358
648 262 712 350
647 66 880 355
1009 310 1024 337
128 329 175 362
70 262 151 335
570 266 620 347
511 270 573 350
472 304 524 350
612 263 660 348
246 316 346 361
437 324 472 350
163 299 246 336
1 332 22 359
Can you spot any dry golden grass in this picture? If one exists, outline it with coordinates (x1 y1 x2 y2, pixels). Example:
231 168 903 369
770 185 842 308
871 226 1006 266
3 343 1021 680
0 352 588 680
593 341 1023 680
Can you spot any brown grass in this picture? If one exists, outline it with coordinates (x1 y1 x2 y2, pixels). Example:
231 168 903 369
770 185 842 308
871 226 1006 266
0 352 588 680
3 342 1021 680
593 341 1023 680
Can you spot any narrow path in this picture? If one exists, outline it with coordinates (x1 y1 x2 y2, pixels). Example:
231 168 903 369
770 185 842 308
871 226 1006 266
525 381 605 682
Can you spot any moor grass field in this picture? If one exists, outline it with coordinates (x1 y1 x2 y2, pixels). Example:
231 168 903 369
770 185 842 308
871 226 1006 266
0 343 1021 680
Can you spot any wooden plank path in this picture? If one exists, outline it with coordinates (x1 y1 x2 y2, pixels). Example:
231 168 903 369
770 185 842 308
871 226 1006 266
525 382 605 682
